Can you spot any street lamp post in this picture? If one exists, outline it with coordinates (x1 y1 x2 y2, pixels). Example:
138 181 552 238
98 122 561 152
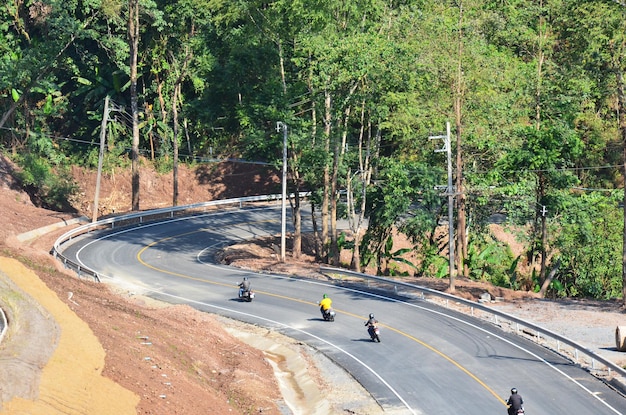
276 122 288 262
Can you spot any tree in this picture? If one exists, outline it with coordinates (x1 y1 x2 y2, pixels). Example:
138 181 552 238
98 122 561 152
363 158 441 275
128 0 141 210
550 191 623 299
499 123 583 294
557 0 626 304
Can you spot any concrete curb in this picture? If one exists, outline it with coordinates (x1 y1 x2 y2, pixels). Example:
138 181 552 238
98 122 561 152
608 376 626 396
17 216 90 243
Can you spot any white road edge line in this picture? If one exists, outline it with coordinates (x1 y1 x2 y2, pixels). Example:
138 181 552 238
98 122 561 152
74 209 621 415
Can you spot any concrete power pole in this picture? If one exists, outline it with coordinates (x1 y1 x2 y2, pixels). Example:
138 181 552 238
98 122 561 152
430 122 456 291
276 121 288 262
92 96 110 223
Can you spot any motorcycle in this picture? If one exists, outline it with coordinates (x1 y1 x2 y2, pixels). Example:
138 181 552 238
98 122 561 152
321 308 336 322
367 325 381 342
507 407 525 415
239 289 255 302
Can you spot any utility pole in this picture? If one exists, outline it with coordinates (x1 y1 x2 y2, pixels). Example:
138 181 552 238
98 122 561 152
93 96 110 223
276 121 288 262
430 122 456 291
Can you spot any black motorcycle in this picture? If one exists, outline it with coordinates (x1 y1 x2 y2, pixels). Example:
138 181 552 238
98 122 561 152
321 308 336 321
367 325 381 342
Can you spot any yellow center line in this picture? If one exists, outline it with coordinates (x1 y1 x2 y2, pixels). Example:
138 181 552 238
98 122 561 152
137 230 507 407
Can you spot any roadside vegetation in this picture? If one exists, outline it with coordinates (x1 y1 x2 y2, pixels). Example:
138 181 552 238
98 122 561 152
1 0 626 301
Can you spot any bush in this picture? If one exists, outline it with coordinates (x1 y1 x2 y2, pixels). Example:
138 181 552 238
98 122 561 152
15 154 78 211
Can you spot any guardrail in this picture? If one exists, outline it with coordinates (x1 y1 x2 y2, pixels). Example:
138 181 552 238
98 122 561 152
319 266 626 382
52 195 626 384
52 193 306 282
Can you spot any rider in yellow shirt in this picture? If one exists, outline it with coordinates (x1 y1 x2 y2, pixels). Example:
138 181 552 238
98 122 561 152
318 294 332 318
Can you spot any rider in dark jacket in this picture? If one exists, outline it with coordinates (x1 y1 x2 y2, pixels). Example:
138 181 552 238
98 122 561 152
239 277 251 297
364 313 378 338
506 388 524 415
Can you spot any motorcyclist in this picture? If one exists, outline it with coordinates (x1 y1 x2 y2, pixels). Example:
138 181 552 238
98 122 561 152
506 387 524 415
318 294 332 318
364 313 378 338
238 277 251 298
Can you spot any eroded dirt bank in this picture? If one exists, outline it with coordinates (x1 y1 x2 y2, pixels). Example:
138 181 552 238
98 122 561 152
0 257 139 414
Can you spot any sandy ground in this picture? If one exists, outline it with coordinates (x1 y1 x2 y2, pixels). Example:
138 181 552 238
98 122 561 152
0 257 139 414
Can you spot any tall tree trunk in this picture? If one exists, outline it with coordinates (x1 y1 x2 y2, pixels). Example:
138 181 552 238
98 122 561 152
146 104 155 160
535 1 545 131
322 90 331 261
277 38 302 258
289 146 302 258
292 182 302 258
153 72 167 160
618 67 626 307
349 102 374 272
172 83 180 206
539 258 560 297
330 130 340 265
184 118 192 157
129 0 140 211
536 0 548 283
454 0 466 285
329 81 360 265
531 174 548 286
311 201 320 260
308 79 321 258
170 47 192 207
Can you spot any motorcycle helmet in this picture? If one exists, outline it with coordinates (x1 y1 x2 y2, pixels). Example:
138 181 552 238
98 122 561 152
323 294 328 298
244 277 248 281
510 388 517 394
369 313 374 319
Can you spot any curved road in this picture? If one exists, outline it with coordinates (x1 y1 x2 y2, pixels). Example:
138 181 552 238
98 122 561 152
60 206 626 415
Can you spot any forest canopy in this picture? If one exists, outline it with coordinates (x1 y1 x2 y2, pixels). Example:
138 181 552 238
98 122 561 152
2 0 626 301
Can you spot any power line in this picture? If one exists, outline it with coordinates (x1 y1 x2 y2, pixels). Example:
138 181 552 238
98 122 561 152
0 125 274 166
472 164 622 176
1 123 624 175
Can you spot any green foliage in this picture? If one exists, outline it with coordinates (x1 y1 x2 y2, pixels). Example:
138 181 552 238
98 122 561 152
1 0 626 300
464 234 518 287
379 236 417 276
154 157 173 174
361 157 442 275
14 154 78 211
550 191 623 299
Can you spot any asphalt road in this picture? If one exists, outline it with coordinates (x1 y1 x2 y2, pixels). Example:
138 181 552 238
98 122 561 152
60 206 626 415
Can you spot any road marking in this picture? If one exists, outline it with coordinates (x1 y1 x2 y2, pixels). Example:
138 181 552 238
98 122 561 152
75 211 623 415
136 230 502 410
